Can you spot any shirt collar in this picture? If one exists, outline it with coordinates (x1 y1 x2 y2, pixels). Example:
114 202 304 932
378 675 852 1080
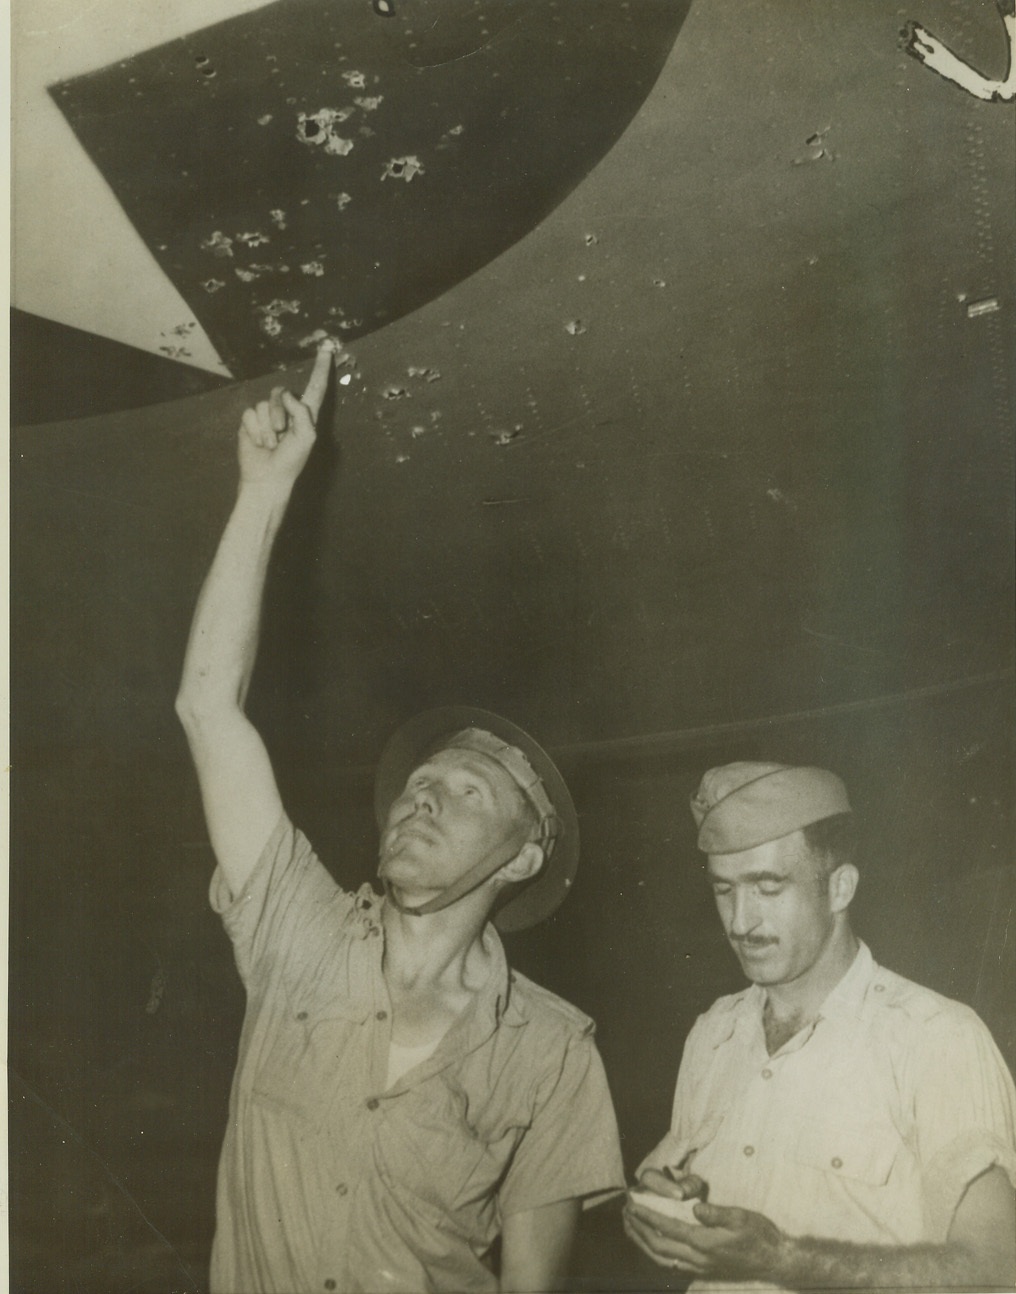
814 939 875 1023
737 939 875 1023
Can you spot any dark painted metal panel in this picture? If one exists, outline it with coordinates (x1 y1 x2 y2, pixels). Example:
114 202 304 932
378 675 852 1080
52 0 691 376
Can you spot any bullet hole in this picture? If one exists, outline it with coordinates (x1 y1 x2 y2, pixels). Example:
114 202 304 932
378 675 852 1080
395 453 410 464
298 109 355 155
793 128 834 164
301 261 326 276
336 192 353 211
382 155 424 182
382 385 411 400
258 113 274 126
159 345 193 360
491 426 522 446
201 230 234 258
236 231 270 249
653 278 667 288
343 71 368 89
966 297 1000 318
169 322 196 337
584 233 599 246
407 366 441 382
355 96 383 111
236 268 259 282
339 373 353 385
449 124 464 136
256 298 302 336
374 0 396 14
202 279 226 293
565 319 587 335
269 209 287 230
411 425 427 438
194 54 217 79
263 298 301 317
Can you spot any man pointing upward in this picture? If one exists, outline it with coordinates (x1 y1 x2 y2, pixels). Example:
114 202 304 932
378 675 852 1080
176 346 623 1293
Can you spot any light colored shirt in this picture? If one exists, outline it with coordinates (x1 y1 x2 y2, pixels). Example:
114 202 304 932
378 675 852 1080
209 814 624 1294
386 1038 440 1089
640 942 1016 1289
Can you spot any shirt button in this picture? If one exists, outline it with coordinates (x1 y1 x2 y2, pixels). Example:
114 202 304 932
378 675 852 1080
366 1097 380 1111
761 1068 773 1080
743 1145 755 1157
831 1157 843 1169
336 1183 348 1196
376 1010 388 1021
874 984 885 993
296 1011 308 1021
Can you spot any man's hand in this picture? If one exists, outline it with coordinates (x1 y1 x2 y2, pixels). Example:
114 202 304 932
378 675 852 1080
624 1188 785 1281
238 342 335 489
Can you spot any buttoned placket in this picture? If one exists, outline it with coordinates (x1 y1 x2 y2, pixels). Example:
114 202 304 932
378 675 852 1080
721 1005 825 1166
316 903 512 1292
316 897 392 1294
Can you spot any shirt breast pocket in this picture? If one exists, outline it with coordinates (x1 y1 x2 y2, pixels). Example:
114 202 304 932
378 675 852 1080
791 1113 900 1187
378 1077 526 1230
247 979 358 1126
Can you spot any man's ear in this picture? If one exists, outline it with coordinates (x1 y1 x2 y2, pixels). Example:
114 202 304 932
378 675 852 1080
828 863 858 913
496 842 545 887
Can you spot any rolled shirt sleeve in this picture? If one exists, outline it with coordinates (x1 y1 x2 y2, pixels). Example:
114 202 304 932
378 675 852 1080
209 812 353 986
907 1001 1016 1239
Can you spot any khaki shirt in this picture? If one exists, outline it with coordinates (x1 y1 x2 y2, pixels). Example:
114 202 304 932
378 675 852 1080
640 942 1016 1289
209 815 624 1294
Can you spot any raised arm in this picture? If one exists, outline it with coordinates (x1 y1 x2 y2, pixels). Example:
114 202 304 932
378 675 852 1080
175 345 335 898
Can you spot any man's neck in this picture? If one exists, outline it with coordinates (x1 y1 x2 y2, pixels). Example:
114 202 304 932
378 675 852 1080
381 902 497 1047
382 898 492 994
763 924 859 1032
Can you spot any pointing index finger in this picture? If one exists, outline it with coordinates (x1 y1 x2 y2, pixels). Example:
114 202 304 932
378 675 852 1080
301 340 337 421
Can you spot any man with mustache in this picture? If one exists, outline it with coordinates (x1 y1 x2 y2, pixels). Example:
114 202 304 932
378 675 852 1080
625 762 1016 1290
175 346 623 1293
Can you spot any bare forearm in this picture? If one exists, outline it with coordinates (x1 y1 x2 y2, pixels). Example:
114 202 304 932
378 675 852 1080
775 1235 1006 1291
177 482 292 716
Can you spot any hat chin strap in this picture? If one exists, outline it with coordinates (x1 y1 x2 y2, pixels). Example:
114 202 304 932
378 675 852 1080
382 839 540 919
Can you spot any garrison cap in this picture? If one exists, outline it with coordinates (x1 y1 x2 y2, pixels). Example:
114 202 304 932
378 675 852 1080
691 762 851 854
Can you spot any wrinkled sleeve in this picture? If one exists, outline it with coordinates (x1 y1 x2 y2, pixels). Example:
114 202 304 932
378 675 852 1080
908 1003 1016 1239
209 812 349 985
499 1032 625 1217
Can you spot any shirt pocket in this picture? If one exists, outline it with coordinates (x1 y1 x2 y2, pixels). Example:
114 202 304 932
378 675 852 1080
377 1076 526 1232
790 1113 900 1186
247 980 361 1126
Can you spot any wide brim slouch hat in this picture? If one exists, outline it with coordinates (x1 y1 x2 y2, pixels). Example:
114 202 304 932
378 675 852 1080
375 707 579 932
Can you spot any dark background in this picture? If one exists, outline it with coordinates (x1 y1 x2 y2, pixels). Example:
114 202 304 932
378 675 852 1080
10 0 1015 1290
